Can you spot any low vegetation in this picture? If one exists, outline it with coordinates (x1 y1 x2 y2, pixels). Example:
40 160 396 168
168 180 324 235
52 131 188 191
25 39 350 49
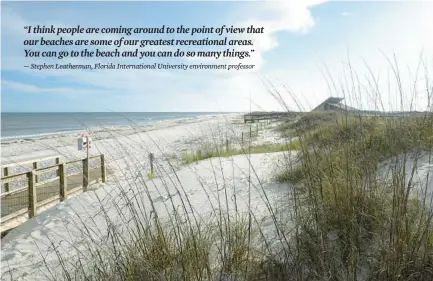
275 112 433 280
147 172 156 179
54 111 430 281
276 111 338 133
277 113 433 182
181 140 301 164
19 59 431 281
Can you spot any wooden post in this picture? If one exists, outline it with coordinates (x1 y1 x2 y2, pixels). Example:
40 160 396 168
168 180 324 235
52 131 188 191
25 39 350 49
59 164 67 202
149 153 154 175
28 171 37 218
256 124 259 134
226 139 229 152
100 154 106 183
3 167 9 192
55 157 60 165
82 158 89 192
86 136 90 187
241 132 244 143
32 161 39 183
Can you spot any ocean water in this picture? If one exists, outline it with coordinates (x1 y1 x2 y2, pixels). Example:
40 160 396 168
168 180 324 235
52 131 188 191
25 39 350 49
1 112 230 140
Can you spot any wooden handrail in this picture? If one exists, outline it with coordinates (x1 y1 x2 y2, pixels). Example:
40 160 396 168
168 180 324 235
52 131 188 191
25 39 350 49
64 155 99 166
1 154 107 233
2 155 61 169
1 173 28 183
1 155 103 184
2 155 61 192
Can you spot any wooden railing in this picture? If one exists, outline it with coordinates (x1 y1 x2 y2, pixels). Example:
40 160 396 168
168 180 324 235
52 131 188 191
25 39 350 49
243 112 301 123
2 155 61 192
1 154 106 233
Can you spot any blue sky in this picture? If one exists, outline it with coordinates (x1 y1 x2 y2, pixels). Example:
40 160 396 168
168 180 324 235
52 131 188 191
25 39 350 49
1 1 432 112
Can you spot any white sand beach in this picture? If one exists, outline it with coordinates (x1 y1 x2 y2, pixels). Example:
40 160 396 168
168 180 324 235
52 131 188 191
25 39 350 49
1 114 298 281
1 114 287 175
3 113 431 281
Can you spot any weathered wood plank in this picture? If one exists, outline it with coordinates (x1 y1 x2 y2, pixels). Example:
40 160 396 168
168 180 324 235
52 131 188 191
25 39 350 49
28 171 36 218
1 155 107 220
2 155 61 169
1 167 108 218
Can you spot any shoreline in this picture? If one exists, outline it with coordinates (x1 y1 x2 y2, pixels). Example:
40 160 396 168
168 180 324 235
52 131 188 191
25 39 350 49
0 108 292 280
1 112 432 281
1 113 242 145
1 113 245 169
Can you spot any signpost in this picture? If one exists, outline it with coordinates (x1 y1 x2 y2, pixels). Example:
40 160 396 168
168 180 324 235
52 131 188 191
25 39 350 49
78 132 92 191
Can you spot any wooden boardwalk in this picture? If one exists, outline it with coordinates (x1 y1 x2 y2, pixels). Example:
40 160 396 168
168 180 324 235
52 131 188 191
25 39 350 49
244 112 301 123
1 154 107 235
1 167 105 217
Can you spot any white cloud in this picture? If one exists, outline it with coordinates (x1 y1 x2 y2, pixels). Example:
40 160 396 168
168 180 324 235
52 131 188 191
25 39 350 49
2 1 432 112
257 1 433 112
1 1 325 112
186 1 320 72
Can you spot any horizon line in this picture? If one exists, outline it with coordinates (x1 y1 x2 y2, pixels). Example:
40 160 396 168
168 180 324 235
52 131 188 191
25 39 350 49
0 111 247 113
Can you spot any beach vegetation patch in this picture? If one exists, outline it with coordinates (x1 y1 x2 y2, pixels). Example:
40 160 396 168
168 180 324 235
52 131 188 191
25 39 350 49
181 140 301 165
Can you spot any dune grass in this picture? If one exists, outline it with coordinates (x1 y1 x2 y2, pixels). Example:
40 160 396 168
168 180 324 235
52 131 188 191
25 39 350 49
67 110 431 281
274 112 433 280
179 121 267 165
276 111 338 133
147 172 156 179
276 114 433 182
3 57 431 281
181 140 301 165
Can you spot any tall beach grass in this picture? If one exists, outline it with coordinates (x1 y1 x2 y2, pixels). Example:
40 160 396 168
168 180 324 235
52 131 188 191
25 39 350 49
2 57 432 281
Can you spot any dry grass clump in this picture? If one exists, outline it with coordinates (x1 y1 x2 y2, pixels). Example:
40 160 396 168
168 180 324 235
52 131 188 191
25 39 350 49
277 111 339 133
275 113 433 280
182 141 301 165
18 56 431 281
